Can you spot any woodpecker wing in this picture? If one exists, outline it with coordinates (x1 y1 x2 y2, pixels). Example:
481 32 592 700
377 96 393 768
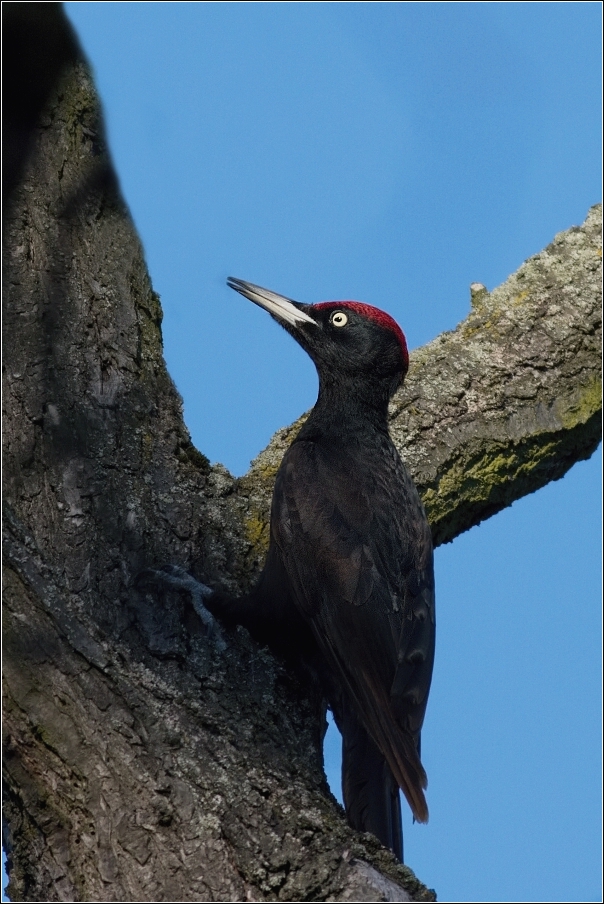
271 437 435 823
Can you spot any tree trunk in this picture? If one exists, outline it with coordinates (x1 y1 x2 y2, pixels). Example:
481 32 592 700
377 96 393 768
2 4 601 902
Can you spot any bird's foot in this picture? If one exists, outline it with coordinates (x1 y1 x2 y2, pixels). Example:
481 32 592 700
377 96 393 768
135 564 227 652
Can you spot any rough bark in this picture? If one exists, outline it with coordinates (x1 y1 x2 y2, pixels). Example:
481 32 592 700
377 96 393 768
2 4 601 902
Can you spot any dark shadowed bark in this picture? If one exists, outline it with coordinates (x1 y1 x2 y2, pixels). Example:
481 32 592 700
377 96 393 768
2 5 601 902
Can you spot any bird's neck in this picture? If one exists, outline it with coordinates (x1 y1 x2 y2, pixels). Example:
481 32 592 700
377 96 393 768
303 373 392 438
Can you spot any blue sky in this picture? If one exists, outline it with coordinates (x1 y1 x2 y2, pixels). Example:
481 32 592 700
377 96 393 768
4 4 601 902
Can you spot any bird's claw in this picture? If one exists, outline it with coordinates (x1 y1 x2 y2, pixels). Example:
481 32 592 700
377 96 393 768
135 565 227 652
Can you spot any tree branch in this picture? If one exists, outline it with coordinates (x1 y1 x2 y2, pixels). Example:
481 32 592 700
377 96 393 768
237 206 601 556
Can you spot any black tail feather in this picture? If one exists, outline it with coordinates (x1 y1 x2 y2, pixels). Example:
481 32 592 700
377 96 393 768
340 704 404 862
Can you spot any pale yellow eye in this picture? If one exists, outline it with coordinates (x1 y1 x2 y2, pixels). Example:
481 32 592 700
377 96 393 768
330 311 348 327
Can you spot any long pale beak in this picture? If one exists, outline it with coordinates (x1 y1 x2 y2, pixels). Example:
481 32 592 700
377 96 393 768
227 277 317 328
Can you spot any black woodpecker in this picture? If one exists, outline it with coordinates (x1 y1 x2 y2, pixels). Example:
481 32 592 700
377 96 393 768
205 278 435 862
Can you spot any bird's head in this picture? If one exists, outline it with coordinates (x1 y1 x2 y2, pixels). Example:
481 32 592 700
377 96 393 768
227 278 409 399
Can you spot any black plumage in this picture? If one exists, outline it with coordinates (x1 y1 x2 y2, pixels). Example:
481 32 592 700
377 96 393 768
209 278 435 861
